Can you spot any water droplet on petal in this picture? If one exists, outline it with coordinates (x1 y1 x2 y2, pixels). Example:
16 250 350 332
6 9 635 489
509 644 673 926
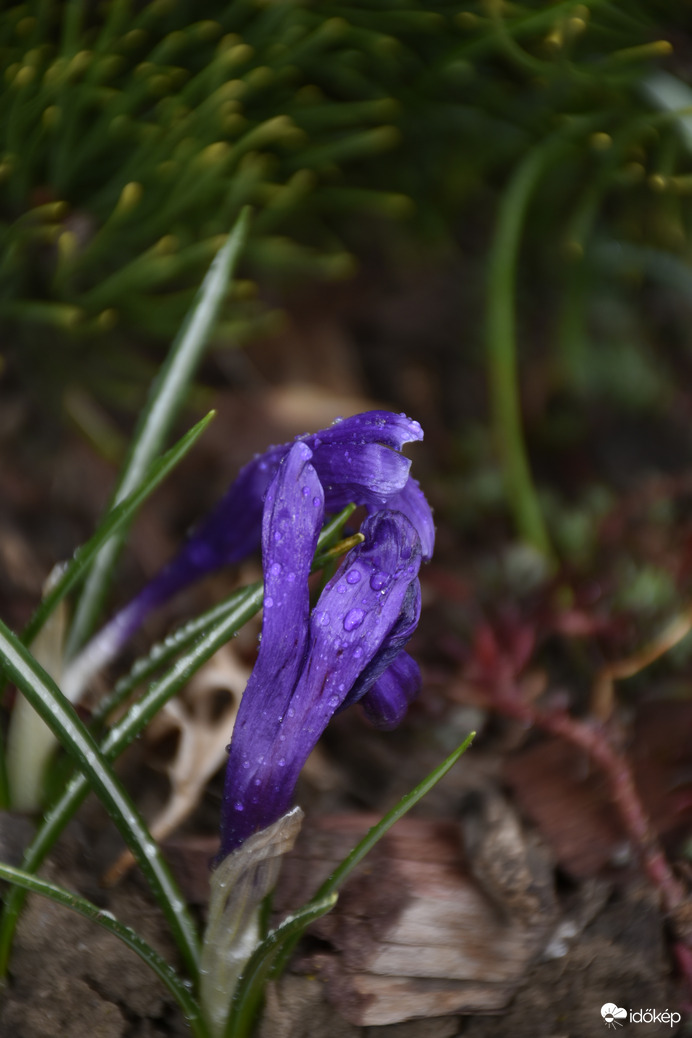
302 485 310 496
312 497 321 508
234 801 244 812
287 571 296 583
277 758 286 767
336 582 346 594
346 569 361 585
354 646 363 658
270 562 282 576
344 608 365 631
370 570 390 591
316 611 330 627
328 694 340 709
265 596 274 608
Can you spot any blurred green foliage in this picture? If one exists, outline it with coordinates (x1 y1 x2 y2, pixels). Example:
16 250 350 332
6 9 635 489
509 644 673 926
1 0 691 410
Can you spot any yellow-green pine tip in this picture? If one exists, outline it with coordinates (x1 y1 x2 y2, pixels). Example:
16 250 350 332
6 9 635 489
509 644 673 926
198 141 230 166
16 16 38 37
57 231 79 263
97 309 118 332
116 181 143 214
590 132 612 151
14 65 36 87
195 21 223 41
67 50 92 78
152 235 178 255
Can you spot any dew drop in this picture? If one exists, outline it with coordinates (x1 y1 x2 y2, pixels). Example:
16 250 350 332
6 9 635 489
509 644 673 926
242 760 250 769
354 646 363 658
270 562 282 577
287 571 296 583
346 569 361 585
336 582 346 594
344 607 365 631
328 694 340 709
370 570 389 591
316 611 330 627
277 758 286 768
302 485 310 497
264 596 274 608
234 801 244 812
312 497 321 508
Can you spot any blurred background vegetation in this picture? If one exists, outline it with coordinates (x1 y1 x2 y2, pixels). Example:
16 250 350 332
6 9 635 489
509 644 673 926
3 0 692 574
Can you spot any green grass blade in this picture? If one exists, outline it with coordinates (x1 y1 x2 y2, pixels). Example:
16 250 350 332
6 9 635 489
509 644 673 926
0 505 357 981
0 620 201 979
224 894 338 1038
487 141 559 562
269 732 476 982
0 863 210 1038
312 732 475 900
66 207 251 657
20 410 216 650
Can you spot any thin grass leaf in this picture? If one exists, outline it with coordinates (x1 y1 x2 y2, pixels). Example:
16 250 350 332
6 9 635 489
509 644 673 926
224 894 338 1038
66 207 251 658
268 732 476 983
0 620 201 979
20 410 216 650
0 862 210 1038
0 506 357 979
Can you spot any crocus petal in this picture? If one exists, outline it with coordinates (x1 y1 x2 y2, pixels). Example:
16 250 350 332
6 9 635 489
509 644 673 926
339 575 421 711
307 411 423 452
219 510 422 856
114 413 426 624
312 442 412 505
65 412 432 704
360 651 421 730
218 442 323 857
386 475 435 561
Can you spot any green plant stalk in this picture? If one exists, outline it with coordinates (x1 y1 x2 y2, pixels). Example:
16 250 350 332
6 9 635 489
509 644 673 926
222 894 338 1038
487 138 565 560
0 507 356 980
0 862 210 1038
229 732 476 1038
0 620 201 979
65 207 250 659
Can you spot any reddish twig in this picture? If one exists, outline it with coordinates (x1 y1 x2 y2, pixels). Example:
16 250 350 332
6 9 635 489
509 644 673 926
465 675 692 991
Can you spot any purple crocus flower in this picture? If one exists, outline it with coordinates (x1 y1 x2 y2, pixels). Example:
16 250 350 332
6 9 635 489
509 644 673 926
218 439 423 858
64 412 433 701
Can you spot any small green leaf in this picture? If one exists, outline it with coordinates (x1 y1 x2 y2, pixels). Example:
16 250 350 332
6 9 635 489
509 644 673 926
0 862 210 1038
225 894 338 1038
0 620 201 979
